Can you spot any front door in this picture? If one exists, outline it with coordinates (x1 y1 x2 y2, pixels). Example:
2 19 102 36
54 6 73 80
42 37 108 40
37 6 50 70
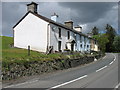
58 41 61 52
71 43 74 51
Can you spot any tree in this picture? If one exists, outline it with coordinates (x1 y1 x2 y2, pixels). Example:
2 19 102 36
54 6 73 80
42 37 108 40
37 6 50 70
92 26 99 35
112 35 120 52
105 24 116 52
92 34 109 53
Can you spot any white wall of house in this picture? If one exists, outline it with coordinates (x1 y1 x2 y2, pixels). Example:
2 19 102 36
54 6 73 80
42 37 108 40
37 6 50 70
49 24 67 52
70 31 76 51
49 24 77 52
85 38 90 52
14 12 97 53
94 44 99 51
14 13 49 52
73 33 91 53
90 39 99 52
75 34 80 51
80 36 84 52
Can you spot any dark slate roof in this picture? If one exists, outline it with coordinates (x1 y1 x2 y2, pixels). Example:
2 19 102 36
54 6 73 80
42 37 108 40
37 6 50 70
13 11 94 40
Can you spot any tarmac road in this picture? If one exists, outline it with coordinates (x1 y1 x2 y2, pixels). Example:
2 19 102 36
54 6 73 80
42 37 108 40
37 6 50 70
2 53 119 90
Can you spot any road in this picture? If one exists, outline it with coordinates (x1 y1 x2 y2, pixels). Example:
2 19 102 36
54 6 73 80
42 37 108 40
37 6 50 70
2 53 119 89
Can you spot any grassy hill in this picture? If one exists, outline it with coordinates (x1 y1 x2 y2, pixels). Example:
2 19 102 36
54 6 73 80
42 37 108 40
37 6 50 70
2 36 101 81
2 36 13 49
2 36 95 67
2 36 42 59
2 36 67 62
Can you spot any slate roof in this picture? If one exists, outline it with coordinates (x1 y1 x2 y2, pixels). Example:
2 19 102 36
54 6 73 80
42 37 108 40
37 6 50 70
13 11 94 40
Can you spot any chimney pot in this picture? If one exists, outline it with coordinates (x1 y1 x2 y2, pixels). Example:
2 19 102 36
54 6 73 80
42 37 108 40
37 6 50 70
51 13 58 22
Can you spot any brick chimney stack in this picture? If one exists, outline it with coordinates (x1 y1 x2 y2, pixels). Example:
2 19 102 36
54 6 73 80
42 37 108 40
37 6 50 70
74 26 82 33
27 2 38 14
64 20 73 29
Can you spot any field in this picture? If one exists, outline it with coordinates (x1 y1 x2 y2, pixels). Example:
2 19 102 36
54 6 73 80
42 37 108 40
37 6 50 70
2 36 96 67
2 36 70 65
2 36 101 81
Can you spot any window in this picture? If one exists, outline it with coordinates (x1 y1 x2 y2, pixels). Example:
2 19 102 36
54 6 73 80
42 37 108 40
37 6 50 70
80 44 82 48
87 45 89 48
58 28 61 38
58 41 62 52
67 31 70 39
95 40 97 44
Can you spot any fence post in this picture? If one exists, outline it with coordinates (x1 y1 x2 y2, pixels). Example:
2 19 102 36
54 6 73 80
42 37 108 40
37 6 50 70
28 45 30 56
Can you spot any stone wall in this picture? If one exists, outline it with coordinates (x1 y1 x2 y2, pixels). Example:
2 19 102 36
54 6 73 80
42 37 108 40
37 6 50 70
2 54 102 80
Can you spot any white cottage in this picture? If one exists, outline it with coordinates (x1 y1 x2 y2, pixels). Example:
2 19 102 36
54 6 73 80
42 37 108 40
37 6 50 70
13 2 98 53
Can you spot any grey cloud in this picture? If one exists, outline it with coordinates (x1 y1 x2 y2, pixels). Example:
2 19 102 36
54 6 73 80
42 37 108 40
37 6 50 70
58 2 117 24
2 2 27 36
2 2 118 36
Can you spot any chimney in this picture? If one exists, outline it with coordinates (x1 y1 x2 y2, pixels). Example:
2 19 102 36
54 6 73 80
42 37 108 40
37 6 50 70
51 13 59 22
74 26 82 33
27 2 38 13
64 20 73 29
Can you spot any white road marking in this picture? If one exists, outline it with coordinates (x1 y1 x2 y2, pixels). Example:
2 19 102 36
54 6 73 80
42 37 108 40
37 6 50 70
109 61 114 65
115 83 120 88
112 54 116 62
113 58 116 62
4 80 39 88
109 54 116 65
103 56 106 59
4 54 117 89
96 66 108 72
48 75 88 89
96 53 116 72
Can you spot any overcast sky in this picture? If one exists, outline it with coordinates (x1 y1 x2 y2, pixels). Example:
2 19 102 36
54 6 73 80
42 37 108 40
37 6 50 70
2 2 119 37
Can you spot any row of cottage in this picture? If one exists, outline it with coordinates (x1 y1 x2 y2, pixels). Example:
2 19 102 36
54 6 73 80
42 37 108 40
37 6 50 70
13 2 99 53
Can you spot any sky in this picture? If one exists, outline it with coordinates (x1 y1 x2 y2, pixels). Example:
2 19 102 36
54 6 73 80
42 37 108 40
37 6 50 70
1 1 119 37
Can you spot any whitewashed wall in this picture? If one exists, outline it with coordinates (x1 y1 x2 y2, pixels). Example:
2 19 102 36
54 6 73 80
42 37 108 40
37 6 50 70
14 13 49 52
80 36 84 52
86 38 91 52
14 12 94 53
49 24 68 52
75 34 80 51
49 23 78 52
94 44 99 51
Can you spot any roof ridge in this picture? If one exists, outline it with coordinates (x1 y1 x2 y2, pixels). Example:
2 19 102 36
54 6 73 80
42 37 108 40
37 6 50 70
13 11 94 40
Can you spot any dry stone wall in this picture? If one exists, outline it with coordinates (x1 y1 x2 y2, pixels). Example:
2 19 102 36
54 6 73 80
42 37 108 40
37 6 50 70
2 54 102 80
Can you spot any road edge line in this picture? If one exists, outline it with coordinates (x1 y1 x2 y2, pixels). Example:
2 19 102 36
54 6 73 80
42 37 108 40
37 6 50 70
115 83 120 88
48 75 88 89
96 66 107 72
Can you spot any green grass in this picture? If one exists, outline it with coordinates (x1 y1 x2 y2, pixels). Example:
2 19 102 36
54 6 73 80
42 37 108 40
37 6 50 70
2 36 97 66
2 36 67 62
2 36 13 49
2 36 99 73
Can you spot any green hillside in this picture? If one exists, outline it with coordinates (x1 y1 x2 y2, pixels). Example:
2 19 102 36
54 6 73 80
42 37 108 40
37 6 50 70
2 36 41 59
2 36 94 67
2 36 13 49
2 36 66 61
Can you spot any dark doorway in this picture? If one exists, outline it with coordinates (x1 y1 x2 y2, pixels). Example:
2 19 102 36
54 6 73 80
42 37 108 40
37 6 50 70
71 40 75 51
71 43 74 51
58 41 61 52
